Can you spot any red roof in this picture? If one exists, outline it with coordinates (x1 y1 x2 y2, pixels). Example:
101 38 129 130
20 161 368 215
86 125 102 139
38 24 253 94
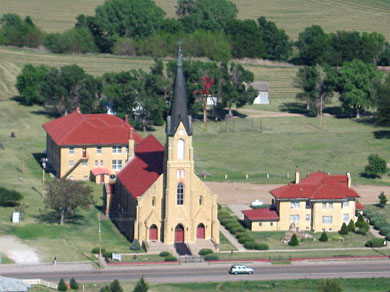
270 171 360 200
242 208 279 221
117 135 165 198
356 201 366 210
91 167 111 176
43 111 143 146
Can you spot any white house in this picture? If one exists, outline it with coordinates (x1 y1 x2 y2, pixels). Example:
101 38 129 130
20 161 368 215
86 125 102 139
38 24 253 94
250 82 270 105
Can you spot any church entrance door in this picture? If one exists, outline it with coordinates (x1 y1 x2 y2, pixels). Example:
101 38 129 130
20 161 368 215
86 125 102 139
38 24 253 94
149 225 158 241
197 223 205 239
175 224 184 242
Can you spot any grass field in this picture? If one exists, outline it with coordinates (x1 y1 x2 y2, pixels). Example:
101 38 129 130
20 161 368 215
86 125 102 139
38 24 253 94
0 100 136 261
1 0 390 40
30 277 390 292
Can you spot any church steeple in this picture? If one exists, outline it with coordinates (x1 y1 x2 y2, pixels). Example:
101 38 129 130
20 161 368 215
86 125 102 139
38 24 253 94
167 40 192 137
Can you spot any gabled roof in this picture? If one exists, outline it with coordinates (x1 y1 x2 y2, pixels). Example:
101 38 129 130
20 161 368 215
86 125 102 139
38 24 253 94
250 82 269 92
270 171 360 200
356 201 366 210
91 167 111 176
43 111 143 146
117 135 165 199
242 208 279 221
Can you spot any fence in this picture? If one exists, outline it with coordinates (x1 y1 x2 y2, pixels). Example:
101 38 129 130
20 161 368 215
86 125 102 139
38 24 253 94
24 279 58 289
179 255 204 263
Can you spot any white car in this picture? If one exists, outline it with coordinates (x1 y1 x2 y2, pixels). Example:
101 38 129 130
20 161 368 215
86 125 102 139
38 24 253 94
229 265 254 275
250 199 264 208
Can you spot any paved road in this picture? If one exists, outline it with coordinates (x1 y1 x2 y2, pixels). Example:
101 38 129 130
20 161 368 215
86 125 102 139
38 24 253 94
2 260 390 284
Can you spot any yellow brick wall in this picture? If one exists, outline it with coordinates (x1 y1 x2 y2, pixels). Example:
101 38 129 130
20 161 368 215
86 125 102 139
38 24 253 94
278 201 312 231
249 220 279 231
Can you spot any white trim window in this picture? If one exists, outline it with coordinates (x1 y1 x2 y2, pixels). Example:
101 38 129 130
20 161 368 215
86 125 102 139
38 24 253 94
343 201 349 208
322 216 333 224
82 161 87 166
69 160 74 167
343 214 349 222
112 160 122 170
69 147 74 155
95 160 98 167
306 214 311 221
322 202 327 209
329 202 333 209
291 201 300 209
112 145 122 154
100 160 104 167
97 146 102 154
290 215 299 223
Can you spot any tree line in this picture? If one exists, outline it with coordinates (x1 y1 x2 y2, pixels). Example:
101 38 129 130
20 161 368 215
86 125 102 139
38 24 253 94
16 59 256 129
1 0 389 65
296 60 390 123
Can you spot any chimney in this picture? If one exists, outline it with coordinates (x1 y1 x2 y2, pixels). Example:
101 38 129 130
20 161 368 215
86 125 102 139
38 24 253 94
76 106 81 113
125 115 129 124
346 172 351 188
128 127 135 158
130 127 134 140
295 166 300 184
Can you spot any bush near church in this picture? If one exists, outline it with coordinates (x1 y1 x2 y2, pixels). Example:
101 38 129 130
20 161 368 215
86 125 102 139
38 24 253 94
289 234 299 246
319 231 328 242
365 238 386 247
199 248 213 255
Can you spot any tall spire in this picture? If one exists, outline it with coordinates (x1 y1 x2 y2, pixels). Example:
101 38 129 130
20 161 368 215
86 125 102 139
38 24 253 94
167 40 192 136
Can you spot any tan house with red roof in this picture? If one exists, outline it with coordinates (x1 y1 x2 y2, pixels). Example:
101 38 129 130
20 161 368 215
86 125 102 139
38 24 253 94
243 169 365 232
43 108 142 183
106 48 219 254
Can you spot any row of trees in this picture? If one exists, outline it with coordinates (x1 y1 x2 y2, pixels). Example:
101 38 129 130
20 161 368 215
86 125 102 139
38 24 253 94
16 59 256 127
295 60 388 120
3 0 389 65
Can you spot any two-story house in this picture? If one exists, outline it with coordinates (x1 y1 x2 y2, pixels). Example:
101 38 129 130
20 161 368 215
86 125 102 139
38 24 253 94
243 169 365 232
43 108 142 183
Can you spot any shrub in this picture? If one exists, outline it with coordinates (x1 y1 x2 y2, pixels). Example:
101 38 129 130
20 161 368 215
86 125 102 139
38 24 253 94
319 231 328 242
130 239 141 250
58 279 67 291
112 38 138 56
204 254 219 261
159 251 170 257
231 226 244 234
199 248 213 256
164 255 177 262
339 223 349 235
110 280 123 292
379 192 388 207
374 221 387 230
356 224 369 235
356 214 366 228
289 234 299 246
386 232 390 241
365 238 385 248
238 237 250 244
347 219 355 232
244 241 256 249
0 187 24 207
70 278 79 290
255 243 269 250
45 28 98 54
103 251 112 259
225 222 240 230
379 226 390 236
133 276 149 292
91 247 105 254
364 154 387 178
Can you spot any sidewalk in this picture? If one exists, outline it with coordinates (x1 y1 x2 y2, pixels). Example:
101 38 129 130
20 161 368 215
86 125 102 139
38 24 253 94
0 261 95 274
220 225 246 252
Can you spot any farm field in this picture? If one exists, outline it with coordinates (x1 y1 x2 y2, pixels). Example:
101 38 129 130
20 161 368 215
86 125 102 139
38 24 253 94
1 0 390 40
0 46 299 100
30 277 390 292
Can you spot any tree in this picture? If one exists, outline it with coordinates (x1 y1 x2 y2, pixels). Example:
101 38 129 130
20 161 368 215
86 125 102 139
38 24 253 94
378 192 388 207
319 279 343 292
288 234 299 246
177 0 238 32
364 154 387 178
130 239 141 250
110 280 123 292
339 222 348 235
356 214 366 228
225 19 265 59
70 278 79 290
133 277 149 292
58 279 68 291
258 16 292 61
337 60 382 118
376 74 390 125
44 180 94 225
0 187 23 207
347 219 355 232
296 25 330 65
84 0 166 52
16 64 49 105
319 231 328 242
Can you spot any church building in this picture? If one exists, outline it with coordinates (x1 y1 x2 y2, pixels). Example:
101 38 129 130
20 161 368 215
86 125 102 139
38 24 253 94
106 47 220 253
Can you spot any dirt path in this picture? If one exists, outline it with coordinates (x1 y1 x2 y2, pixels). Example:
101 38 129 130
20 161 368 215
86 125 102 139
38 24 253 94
205 182 390 205
0 235 40 264
237 108 303 118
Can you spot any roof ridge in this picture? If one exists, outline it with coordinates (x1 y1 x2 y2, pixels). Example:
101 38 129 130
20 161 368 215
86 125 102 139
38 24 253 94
56 112 85 144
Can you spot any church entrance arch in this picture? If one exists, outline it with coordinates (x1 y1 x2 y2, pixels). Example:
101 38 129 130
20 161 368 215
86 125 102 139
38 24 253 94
149 224 158 241
197 223 205 239
175 224 184 242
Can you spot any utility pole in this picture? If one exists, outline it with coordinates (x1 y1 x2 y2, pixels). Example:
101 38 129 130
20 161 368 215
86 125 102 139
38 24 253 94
98 213 102 268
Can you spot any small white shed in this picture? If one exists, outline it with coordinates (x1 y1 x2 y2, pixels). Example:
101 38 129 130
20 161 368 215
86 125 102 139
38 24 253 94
250 82 270 105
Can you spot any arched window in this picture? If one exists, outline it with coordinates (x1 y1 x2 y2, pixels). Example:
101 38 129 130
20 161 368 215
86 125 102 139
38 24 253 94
177 139 185 160
177 183 184 205
199 196 203 205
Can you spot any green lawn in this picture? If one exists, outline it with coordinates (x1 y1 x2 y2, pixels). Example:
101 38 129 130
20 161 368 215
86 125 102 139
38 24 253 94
250 230 375 250
30 277 390 292
219 232 237 252
366 203 390 220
